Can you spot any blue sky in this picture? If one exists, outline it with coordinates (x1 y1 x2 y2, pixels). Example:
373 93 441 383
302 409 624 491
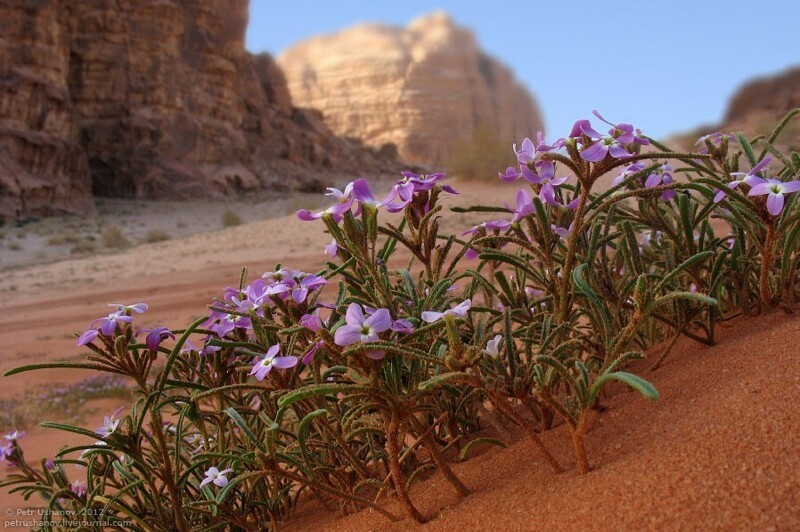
246 1 800 139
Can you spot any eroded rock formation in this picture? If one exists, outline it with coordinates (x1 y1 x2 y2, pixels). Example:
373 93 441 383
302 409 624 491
278 12 543 167
681 67 800 149
0 0 394 219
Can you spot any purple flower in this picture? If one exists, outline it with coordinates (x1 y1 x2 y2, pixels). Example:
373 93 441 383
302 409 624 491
499 166 522 182
200 466 233 489
76 329 99 347
290 274 327 304
383 172 457 212
748 179 800 216
514 137 536 164
45 459 56 471
137 326 176 352
580 137 633 162
421 299 472 323
296 183 355 222
90 311 133 336
324 239 339 258
351 178 382 208
612 161 647 187
551 223 572 239
507 189 535 222
461 219 512 236
696 132 734 150
390 318 414 334
249 344 298 381
714 157 772 203
579 111 648 162
109 303 149 314
71 480 87 497
4 430 24 441
97 407 124 437
302 340 324 365
398 170 452 192
644 164 676 201
299 312 323 332
483 335 502 358
334 304 392 356
537 164 571 208
569 119 603 140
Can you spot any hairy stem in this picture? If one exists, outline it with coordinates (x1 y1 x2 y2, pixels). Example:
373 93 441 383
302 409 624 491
386 410 426 523
760 223 776 308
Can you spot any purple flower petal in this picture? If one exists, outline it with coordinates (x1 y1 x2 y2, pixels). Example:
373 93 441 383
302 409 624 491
334 325 362 347
580 141 608 162
365 308 392 333
766 193 784 216
272 356 298 369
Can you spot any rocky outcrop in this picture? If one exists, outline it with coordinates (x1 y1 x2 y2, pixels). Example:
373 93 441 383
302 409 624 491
672 67 800 150
725 67 800 126
0 0 92 218
0 0 395 219
278 12 543 168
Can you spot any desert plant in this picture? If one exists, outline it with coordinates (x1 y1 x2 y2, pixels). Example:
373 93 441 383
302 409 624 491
222 209 243 227
103 226 131 249
145 230 171 243
3 110 800 530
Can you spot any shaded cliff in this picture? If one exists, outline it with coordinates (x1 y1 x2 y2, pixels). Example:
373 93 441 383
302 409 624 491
0 0 395 219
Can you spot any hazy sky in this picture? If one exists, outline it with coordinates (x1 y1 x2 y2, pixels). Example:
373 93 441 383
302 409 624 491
246 0 800 140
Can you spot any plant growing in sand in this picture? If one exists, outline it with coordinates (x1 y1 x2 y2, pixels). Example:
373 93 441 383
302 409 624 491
222 209 243 227
3 111 800 529
145 229 171 243
103 226 131 249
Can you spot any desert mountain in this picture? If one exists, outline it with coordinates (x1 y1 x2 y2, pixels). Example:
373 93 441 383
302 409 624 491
279 12 543 168
0 0 395 219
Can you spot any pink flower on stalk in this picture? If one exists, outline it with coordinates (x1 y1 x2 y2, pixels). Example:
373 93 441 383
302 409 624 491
714 157 771 203
421 299 472 323
382 171 458 212
748 178 800 216
296 183 355 222
97 407 125 437
249 344 298 381
324 239 339 258
333 303 393 360
136 326 175 352
644 164 676 201
507 189 535 222
461 220 512 236
578 111 648 162
71 480 87 497
200 466 233 489
91 312 132 336
4 430 25 441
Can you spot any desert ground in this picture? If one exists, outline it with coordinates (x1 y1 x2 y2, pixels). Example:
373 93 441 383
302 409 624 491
0 179 798 530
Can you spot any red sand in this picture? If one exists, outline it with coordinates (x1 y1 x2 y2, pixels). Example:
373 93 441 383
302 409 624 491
291 311 800 531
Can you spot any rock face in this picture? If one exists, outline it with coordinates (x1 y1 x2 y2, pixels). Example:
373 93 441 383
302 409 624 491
725 67 800 126
279 12 543 168
0 0 394 219
0 0 91 218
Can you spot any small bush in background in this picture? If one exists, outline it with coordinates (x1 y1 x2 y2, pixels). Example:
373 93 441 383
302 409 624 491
103 226 131 249
70 238 95 254
146 230 171 243
221 209 243 227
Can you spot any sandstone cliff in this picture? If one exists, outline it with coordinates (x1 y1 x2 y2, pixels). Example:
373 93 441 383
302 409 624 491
278 12 543 168
681 67 800 149
0 0 394 219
